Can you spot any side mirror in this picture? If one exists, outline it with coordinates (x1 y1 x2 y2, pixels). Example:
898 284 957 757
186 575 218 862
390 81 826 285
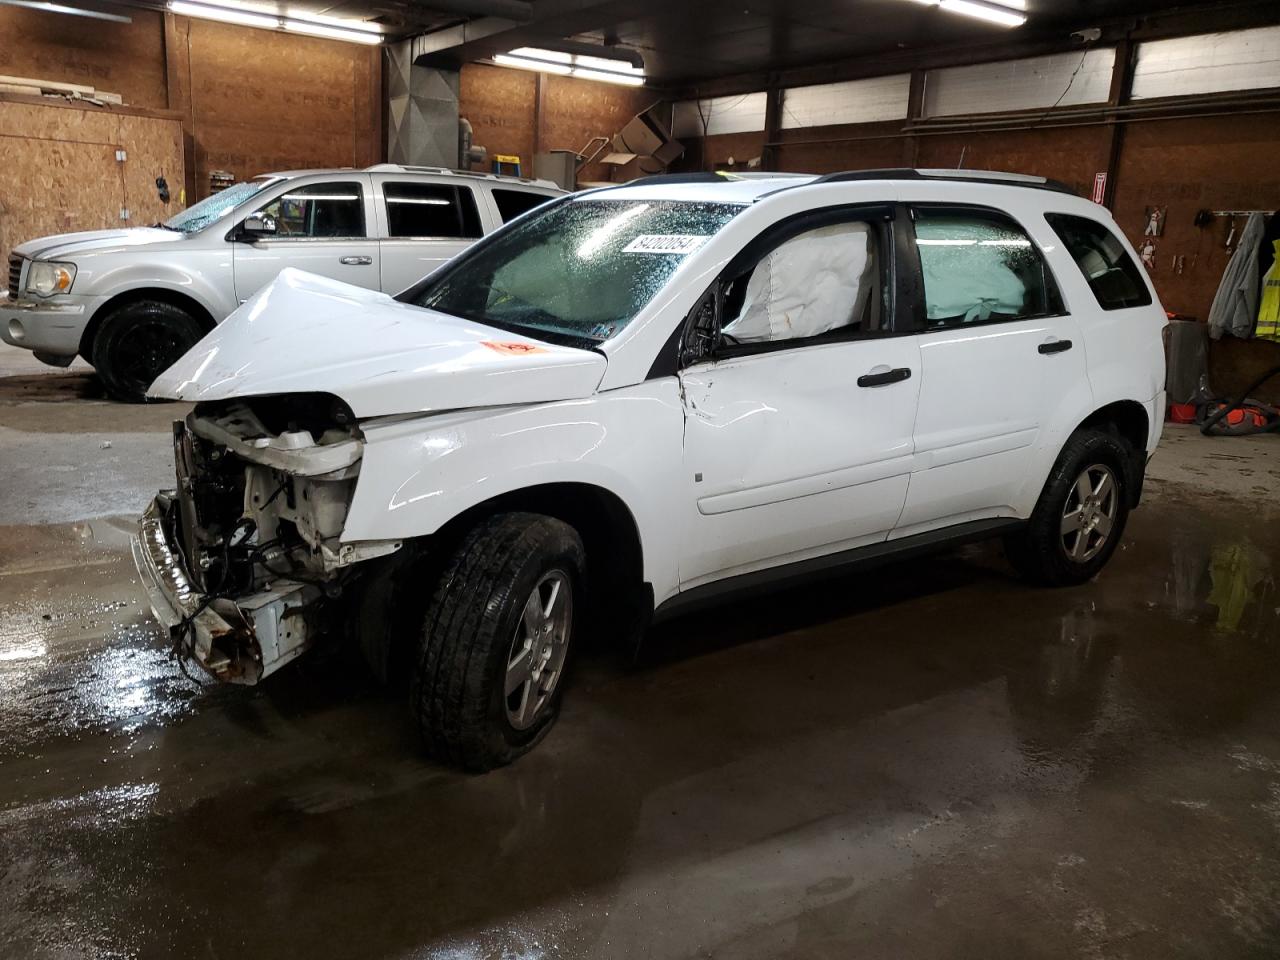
240 213 277 239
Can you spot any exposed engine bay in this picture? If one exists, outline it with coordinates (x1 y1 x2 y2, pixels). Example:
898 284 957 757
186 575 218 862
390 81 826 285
139 394 401 683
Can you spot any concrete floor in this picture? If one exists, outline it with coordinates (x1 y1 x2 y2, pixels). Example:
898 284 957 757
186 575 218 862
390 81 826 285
2 342 1280 959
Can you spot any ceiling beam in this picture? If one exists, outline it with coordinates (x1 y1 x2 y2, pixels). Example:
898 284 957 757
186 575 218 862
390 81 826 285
666 0 1280 99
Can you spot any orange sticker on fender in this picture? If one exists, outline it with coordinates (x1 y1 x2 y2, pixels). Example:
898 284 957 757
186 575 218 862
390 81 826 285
481 341 547 355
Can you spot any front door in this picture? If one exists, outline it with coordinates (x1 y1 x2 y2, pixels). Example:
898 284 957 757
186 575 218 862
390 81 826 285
894 204 1089 537
676 211 921 588
232 177 381 303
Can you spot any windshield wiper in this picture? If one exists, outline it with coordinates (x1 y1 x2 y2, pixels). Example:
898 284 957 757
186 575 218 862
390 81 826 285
152 222 182 232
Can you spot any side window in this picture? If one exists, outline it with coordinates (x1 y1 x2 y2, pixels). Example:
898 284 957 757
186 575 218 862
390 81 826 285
492 189 554 223
718 220 883 346
913 209 1061 327
1045 213 1152 310
254 181 365 239
384 182 482 239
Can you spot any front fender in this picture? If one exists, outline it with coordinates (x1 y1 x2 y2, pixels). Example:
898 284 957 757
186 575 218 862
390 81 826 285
342 382 688 600
79 250 236 324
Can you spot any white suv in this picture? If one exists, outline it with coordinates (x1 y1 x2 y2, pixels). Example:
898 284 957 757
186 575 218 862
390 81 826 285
133 169 1167 770
2 164 563 401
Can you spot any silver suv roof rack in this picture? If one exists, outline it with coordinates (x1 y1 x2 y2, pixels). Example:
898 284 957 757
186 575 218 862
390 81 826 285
364 163 560 190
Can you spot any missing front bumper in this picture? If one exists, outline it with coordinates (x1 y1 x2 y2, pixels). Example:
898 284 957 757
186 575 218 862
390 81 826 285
131 493 321 684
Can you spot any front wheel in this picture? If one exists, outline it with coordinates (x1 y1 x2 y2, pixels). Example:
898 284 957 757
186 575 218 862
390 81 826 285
1005 429 1132 587
411 512 585 771
90 299 204 402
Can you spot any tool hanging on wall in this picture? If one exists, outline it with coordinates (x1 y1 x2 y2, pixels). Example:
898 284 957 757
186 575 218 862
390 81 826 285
1225 216 1237 250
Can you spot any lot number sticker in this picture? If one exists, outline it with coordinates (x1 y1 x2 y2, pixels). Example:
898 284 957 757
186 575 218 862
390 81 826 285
622 234 709 255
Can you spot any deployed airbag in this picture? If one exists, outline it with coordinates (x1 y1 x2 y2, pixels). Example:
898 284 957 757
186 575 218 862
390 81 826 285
722 222 873 343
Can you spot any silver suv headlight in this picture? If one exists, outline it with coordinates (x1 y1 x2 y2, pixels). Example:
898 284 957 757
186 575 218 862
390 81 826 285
26 261 76 298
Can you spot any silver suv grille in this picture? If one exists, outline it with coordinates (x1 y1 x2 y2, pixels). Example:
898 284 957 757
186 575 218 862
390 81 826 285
7 254 22 300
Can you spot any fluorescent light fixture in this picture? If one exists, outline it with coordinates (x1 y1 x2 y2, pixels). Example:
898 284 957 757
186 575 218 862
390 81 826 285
494 45 645 86
282 5 381 32
168 0 383 43
494 53 573 75
906 0 1026 26
571 67 644 86
511 46 572 63
387 197 451 205
283 19 381 43
169 0 278 28
941 0 1026 26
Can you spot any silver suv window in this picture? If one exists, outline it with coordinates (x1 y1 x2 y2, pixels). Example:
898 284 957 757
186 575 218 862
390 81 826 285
253 181 366 239
384 182 482 239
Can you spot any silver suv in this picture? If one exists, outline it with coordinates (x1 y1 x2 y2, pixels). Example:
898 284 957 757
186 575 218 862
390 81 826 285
1 164 563 401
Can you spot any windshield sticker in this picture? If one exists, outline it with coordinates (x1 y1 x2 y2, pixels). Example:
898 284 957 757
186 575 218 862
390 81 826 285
481 341 548 356
622 234 709 255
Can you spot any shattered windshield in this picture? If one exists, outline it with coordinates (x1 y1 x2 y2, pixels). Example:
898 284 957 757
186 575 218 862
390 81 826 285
406 198 744 347
164 177 282 234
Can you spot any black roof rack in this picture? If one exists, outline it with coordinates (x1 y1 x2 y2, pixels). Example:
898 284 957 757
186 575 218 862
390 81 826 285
621 172 743 186
810 168 1077 196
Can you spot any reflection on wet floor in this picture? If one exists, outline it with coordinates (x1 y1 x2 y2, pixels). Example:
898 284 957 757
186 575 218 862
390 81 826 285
0 487 1278 959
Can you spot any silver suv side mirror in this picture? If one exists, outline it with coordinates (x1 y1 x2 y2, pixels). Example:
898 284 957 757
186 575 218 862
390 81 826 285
241 213 277 238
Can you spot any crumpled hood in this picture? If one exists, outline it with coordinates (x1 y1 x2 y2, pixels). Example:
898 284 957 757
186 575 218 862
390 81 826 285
15 228 182 261
148 268 607 418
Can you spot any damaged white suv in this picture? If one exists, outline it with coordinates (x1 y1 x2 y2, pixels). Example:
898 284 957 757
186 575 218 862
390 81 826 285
134 169 1167 770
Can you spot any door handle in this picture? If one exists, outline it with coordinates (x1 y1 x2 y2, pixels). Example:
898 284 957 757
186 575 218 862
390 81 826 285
1038 339 1073 355
857 367 912 388
339 255 373 266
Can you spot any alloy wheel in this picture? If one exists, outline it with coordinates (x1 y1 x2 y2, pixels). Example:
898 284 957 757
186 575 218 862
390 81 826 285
1060 463 1118 563
504 570 573 730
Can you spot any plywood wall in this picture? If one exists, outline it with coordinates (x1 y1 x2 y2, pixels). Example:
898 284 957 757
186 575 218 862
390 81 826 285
0 97 183 255
0 7 168 109
168 16 381 193
459 64 651 183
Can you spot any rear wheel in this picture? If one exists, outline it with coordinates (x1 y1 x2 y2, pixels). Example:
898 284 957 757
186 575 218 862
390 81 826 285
410 512 584 771
91 299 204 402
1005 429 1131 586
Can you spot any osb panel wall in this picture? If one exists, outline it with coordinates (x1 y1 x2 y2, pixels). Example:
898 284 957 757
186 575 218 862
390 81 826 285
0 98 184 254
459 64 651 184
172 16 380 196
0 7 167 109
460 65 537 171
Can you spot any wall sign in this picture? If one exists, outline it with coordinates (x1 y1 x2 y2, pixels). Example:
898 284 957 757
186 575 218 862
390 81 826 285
1092 172 1107 204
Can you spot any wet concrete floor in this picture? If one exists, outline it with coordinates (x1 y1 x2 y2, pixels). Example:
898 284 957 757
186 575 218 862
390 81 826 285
2 347 1280 959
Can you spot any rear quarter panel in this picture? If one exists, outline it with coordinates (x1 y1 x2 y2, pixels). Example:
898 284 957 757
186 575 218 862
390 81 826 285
1038 199 1168 453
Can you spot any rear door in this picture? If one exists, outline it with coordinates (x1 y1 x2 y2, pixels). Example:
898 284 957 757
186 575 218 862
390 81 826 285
232 176 380 303
893 201 1089 538
373 176 484 293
